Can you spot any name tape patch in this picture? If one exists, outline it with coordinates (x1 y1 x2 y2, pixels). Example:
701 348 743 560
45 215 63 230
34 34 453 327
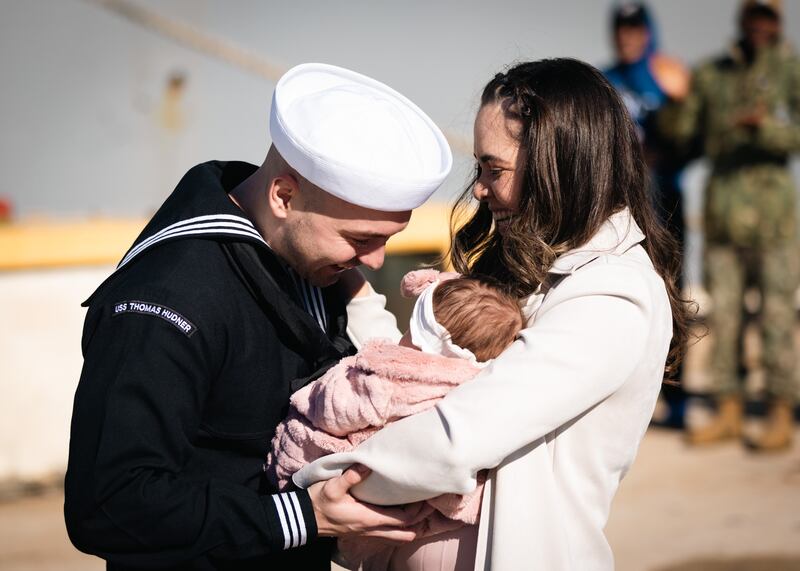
112 301 197 337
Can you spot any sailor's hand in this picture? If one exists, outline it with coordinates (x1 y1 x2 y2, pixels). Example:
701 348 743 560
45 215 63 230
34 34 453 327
308 464 433 542
337 268 370 300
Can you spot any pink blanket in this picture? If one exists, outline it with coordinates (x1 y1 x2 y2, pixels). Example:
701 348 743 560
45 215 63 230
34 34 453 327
265 339 486 566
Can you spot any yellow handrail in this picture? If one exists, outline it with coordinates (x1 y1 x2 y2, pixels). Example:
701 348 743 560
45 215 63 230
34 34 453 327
0 218 147 271
0 204 455 271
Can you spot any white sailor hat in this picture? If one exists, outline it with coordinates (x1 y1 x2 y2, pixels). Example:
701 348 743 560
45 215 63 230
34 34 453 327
269 63 453 212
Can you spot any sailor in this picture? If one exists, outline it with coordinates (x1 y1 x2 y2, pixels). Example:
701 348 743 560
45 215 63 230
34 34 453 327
65 63 452 570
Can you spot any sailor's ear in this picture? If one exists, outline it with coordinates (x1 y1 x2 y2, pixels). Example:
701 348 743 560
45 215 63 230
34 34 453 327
266 173 300 219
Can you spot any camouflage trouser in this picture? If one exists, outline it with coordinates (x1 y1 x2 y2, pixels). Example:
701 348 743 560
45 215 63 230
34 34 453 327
706 243 800 402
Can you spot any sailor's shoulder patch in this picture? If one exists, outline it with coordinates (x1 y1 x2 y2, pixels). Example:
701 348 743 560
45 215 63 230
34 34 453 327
112 300 198 337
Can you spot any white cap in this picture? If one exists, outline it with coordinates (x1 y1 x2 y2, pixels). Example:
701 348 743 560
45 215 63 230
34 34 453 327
269 63 453 212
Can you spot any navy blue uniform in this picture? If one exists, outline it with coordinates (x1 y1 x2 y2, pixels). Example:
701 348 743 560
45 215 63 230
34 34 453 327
65 161 355 570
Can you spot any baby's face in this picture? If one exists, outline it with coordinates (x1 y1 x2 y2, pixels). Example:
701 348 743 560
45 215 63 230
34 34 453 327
398 330 421 351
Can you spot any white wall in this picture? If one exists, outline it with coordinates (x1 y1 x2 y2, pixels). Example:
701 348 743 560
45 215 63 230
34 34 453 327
4 0 800 219
0 267 111 482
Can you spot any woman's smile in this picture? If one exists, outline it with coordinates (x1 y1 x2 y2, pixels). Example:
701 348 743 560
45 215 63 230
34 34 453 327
491 209 515 232
491 210 514 221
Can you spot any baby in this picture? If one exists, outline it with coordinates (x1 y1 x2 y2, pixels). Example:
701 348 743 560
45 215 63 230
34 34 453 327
265 269 524 570
398 269 524 364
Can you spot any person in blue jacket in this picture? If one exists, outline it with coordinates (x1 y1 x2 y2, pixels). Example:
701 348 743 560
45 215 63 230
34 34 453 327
604 2 693 427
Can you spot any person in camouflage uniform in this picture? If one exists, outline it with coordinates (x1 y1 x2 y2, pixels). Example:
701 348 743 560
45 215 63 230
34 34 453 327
660 0 799 451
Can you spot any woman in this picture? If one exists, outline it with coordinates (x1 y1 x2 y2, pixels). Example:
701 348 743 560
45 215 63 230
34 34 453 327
298 59 691 570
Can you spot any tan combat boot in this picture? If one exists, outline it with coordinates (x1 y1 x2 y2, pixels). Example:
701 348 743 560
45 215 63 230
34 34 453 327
686 395 743 445
746 399 795 452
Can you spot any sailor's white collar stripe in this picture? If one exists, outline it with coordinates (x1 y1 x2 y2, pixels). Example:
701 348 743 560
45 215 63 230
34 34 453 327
301 282 327 331
119 219 264 268
119 226 265 269
287 267 327 332
271 492 308 549
548 208 645 275
307 281 328 331
132 214 259 248
117 214 267 270
313 287 327 330
121 214 263 261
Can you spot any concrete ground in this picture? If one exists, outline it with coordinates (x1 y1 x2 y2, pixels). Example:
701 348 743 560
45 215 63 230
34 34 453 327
1 427 798 571
605 426 800 571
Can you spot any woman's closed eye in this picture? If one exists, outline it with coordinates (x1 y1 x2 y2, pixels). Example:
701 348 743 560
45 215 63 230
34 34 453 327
475 163 505 180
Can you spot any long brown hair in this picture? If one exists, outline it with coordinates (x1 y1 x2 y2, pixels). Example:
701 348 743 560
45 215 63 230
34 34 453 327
449 58 692 375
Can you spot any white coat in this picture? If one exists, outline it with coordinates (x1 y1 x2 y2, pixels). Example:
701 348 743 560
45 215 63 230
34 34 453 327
295 208 673 570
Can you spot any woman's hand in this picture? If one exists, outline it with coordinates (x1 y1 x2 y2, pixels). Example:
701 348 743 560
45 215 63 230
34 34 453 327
308 464 433 542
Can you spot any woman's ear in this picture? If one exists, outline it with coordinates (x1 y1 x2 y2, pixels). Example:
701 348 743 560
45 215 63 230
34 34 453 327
266 174 300 219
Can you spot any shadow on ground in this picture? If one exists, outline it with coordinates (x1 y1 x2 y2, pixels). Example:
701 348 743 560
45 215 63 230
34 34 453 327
655 556 800 571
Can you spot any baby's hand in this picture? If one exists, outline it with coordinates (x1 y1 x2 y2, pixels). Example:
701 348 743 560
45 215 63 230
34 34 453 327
400 269 461 298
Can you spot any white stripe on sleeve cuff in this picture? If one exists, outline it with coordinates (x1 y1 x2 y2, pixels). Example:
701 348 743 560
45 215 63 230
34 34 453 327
271 492 309 549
